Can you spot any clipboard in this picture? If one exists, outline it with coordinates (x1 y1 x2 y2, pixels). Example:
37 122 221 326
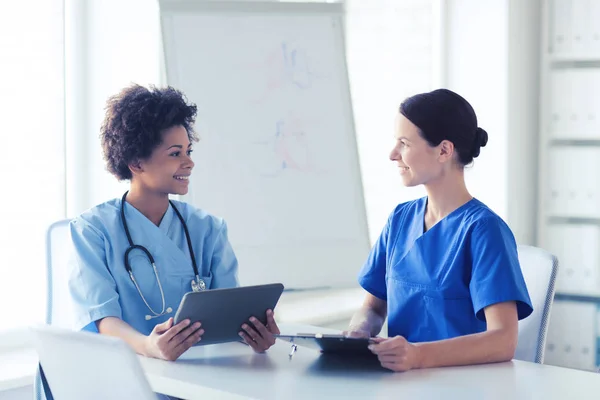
275 333 375 357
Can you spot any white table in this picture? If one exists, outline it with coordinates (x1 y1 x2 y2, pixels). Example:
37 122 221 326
0 348 38 392
139 324 600 400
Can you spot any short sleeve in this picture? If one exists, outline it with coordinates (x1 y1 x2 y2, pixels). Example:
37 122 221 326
469 218 533 321
69 218 122 331
357 216 391 301
209 220 240 289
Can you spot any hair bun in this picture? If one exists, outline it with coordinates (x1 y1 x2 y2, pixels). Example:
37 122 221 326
470 127 488 159
476 127 488 147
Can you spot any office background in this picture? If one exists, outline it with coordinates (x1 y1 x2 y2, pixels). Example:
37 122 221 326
0 0 598 391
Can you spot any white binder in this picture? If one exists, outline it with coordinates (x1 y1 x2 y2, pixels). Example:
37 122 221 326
552 0 573 54
544 224 600 295
549 70 570 138
591 0 600 53
547 147 600 217
570 0 590 54
545 300 598 371
549 70 600 140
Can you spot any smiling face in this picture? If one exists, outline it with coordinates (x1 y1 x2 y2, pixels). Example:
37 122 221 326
389 114 455 187
130 125 195 196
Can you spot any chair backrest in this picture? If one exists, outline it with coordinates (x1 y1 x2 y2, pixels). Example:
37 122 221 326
514 244 559 364
35 219 73 400
30 325 157 400
44 219 75 328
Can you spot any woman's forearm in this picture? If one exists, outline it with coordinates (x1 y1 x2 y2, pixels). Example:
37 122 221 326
348 305 386 337
415 326 518 369
96 317 149 356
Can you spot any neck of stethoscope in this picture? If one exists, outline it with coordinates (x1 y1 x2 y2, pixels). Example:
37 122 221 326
120 191 205 319
120 191 200 278
121 192 136 248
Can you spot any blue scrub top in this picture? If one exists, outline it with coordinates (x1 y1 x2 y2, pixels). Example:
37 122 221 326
68 198 239 335
358 197 533 342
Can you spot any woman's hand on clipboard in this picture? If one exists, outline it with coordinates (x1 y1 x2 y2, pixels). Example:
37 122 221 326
367 336 420 372
238 309 280 353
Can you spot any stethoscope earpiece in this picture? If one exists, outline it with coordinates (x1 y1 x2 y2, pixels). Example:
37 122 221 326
145 306 173 321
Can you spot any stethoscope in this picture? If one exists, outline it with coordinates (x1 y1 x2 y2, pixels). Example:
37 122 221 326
120 191 206 320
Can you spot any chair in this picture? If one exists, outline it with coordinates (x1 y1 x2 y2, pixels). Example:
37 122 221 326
34 219 74 400
31 325 157 400
514 244 559 364
43 219 76 328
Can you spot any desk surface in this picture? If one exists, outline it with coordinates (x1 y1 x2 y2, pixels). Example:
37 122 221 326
0 348 37 392
139 324 600 400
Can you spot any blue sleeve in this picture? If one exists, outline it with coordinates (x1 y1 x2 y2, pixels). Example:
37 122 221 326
209 220 240 289
469 218 533 321
357 217 390 301
69 218 122 331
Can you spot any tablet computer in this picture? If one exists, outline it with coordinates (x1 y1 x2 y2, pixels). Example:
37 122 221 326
276 333 375 357
174 283 284 345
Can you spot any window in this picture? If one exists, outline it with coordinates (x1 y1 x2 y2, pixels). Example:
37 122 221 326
0 0 65 332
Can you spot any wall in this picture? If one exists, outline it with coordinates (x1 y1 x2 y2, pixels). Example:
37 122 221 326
506 0 541 245
444 0 540 244
445 0 509 220
346 0 436 242
66 0 162 216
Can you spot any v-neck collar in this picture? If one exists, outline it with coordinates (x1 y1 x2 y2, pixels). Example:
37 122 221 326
159 203 174 234
121 199 174 236
418 197 477 237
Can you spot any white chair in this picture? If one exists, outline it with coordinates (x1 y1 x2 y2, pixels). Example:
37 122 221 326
31 325 157 400
35 219 74 400
43 219 76 328
514 244 559 364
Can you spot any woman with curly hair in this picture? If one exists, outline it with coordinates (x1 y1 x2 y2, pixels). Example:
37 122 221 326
68 84 279 362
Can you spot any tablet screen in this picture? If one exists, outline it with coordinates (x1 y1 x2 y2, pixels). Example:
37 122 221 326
174 283 284 345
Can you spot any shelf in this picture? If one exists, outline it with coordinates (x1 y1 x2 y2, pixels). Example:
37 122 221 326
555 292 600 303
549 54 600 65
546 216 600 224
549 139 600 146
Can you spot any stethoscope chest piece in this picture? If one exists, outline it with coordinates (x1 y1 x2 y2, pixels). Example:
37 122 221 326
191 276 206 292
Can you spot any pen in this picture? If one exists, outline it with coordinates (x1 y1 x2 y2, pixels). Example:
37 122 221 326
288 344 298 359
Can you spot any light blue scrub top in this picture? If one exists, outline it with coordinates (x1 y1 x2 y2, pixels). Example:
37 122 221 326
69 198 239 335
358 197 533 342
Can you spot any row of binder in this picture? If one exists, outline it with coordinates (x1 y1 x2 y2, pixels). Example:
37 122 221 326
544 1 600 373
545 300 600 371
546 147 600 218
548 69 600 139
550 0 600 54
541 223 600 295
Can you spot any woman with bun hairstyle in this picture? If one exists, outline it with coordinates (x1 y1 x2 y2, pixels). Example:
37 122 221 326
346 89 533 372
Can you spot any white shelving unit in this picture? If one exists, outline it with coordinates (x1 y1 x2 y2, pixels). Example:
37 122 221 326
537 0 600 371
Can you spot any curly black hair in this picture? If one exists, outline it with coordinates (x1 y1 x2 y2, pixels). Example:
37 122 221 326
100 84 199 180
